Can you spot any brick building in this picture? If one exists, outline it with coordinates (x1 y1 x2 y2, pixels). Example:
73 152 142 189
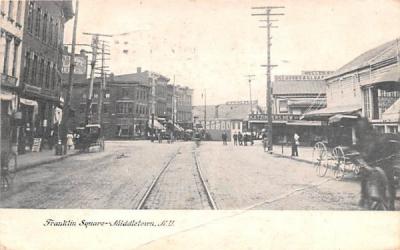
70 76 151 139
2 0 73 154
175 85 193 129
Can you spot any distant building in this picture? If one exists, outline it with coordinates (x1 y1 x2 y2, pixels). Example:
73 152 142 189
249 71 332 145
69 76 151 139
175 85 193 129
193 100 262 140
304 38 400 145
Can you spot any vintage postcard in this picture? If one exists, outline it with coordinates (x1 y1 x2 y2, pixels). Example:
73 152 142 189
0 0 399 249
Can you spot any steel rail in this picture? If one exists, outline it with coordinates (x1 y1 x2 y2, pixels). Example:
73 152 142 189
192 151 218 210
135 148 181 209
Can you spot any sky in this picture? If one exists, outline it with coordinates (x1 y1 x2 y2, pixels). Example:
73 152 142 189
64 0 400 106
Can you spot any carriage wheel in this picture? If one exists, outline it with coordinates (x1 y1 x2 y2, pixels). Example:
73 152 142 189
332 146 346 180
313 142 328 177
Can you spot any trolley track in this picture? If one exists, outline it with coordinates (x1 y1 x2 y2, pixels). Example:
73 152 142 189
136 144 217 210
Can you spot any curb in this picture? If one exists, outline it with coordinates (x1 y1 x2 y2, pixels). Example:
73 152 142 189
272 153 314 165
16 151 81 173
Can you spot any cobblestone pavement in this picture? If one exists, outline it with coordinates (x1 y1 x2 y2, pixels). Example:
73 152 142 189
142 143 212 209
197 142 363 210
1 140 396 210
0 141 181 208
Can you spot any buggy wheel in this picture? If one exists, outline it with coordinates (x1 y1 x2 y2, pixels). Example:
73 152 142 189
313 142 328 177
332 146 345 180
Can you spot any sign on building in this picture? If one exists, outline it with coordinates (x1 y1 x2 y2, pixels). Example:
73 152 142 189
62 55 87 75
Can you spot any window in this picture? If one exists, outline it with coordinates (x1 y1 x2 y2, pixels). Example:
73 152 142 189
49 17 53 45
117 102 134 114
105 90 110 98
11 40 20 76
92 104 98 114
122 87 129 97
51 65 56 89
27 2 34 33
16 1 22 24
54 22 59 46
44 61 50 88
32 54 38 85
42 13 48 42
38 58 44 87
23 51 31 82
103 104 109 114
79 103 85 113
8 0 14 21
35 7 41 38
279 100 288 113
3 36 11 74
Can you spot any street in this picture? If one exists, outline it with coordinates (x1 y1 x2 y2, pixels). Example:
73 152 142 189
0 140 364 210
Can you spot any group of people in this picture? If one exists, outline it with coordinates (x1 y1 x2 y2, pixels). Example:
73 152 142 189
230 132 254 146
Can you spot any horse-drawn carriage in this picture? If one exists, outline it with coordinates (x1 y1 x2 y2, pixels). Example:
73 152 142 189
75 124 105 152
311 116 400 210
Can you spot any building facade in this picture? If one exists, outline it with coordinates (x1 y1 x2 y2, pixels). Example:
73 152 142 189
193 100 262 141
249 71 332 145
69 77 151 139
1 0 26 151
304 38 400 145
16 0 73 153
175 85 193 129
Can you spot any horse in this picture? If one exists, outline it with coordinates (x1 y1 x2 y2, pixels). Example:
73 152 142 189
352 118 399 210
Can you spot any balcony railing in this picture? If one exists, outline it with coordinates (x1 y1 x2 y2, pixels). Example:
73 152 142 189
1 73 18 88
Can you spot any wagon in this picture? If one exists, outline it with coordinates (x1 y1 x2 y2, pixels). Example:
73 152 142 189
78 124 105 152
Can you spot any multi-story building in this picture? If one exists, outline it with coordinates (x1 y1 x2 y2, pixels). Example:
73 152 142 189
193 100 262 140
248 71 332 145
175 85 193 129
70 75 151 139
304 38 400 145
16 0 73 153
1 0 26 151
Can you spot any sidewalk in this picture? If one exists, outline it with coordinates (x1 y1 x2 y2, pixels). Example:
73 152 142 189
272 144 314 164
16 149 80 172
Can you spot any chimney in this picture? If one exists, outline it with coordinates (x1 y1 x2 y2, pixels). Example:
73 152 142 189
137 67 142 73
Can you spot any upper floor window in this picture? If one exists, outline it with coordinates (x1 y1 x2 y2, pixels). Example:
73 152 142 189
8 0 14 21
35 7 41 38
54 22 59 47
49 17 53 44
27 2 34 33
42 13 48 42
16 1 22 24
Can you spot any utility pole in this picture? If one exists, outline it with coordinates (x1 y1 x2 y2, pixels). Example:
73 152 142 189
252 6 285 152
82 32 112 125
97 41 106 129
60 0 79 155
245 74 255 114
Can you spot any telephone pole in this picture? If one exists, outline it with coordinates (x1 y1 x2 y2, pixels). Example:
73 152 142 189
252 6 285 152
82 32 112 125
60 0 79 155
244 74 255 114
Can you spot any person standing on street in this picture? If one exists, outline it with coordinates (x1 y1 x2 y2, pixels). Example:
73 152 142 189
222 131 228 145
292 133 300 157
233 133 238 146
238 132 243 146
66 131 74 150
262 131 268 152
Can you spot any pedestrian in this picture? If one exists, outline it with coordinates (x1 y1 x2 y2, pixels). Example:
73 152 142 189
292 133 300 157
157 132 162 143
243 133 248 146
233 133 238 146
222 131 227 145
67 131 74 150
262 132 268 152
250 132 254 146
238 132 243 146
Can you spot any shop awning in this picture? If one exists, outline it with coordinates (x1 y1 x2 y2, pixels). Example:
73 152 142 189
328 114 359 124
362 67 400 91
287 120 323 126
0 92 14 101
301 104 361 121
174 124 184 131
20 98 38 107
149 119 165 130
